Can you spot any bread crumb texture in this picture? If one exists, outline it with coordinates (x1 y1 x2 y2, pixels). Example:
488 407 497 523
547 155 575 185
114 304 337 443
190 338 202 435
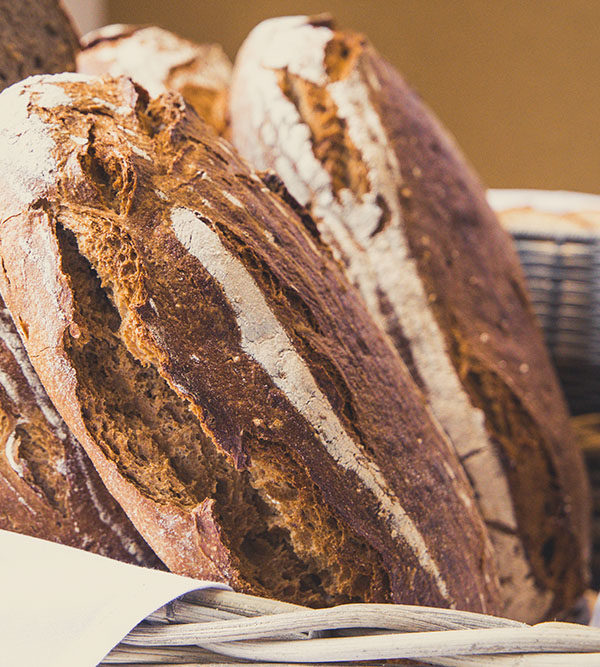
0 299 161 567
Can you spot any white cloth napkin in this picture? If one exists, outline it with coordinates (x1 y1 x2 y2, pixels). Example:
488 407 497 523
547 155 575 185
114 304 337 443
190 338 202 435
0 529 230 666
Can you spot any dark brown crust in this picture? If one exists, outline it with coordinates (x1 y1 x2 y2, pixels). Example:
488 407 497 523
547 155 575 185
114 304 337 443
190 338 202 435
364 47 590 613
227 16 590 620
0 0 79 92
0 74 500 612
0 298 162 567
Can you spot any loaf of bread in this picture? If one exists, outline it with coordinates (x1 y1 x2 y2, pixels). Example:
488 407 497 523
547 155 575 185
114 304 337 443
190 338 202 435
500 207 600 237
0 0 79 93
0 72 501 612
0 295 162 567
78 25 231 135
229 15 590 621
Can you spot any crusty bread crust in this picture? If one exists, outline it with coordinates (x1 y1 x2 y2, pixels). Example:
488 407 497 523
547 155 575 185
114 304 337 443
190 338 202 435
0 14 159 567
0 296 162 567
77 24 231 136
0 73 500 612
229 15 590 621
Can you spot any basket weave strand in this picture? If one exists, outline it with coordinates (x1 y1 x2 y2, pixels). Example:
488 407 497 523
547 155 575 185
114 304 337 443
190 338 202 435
101 589 600 666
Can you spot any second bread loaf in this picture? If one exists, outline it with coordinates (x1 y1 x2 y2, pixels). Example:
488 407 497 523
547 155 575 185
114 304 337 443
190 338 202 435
229 15 590 621
78 24 231 135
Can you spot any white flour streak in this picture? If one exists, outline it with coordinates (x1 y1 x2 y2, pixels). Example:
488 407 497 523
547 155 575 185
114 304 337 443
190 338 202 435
3 477 36 514
71 444 149 562
130 144 152 161
171 205 450 601
0 368 24 406
5 428 24 477
0 89 57 213
222 191 244 209
30 84 73 109
69 135 88 145
0 309 69 441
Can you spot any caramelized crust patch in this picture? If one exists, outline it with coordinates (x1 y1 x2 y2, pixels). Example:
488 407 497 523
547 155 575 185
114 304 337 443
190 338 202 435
277 68 370 199
324 33 365 82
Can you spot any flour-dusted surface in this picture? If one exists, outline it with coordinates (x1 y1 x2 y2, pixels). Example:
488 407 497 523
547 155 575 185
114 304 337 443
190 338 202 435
78 25 232 135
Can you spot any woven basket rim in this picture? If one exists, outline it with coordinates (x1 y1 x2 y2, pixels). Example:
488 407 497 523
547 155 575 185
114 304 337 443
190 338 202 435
101 588 600 665
488 188 600 215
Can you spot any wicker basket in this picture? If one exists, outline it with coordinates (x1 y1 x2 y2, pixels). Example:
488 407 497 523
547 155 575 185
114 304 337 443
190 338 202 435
491 189 600 415
494 189 600 591
102 588 600 665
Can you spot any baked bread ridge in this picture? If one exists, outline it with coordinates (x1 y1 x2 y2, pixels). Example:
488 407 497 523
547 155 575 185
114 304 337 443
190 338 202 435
0 73 500 612
77 24 232 136
229 15 590 621
0 296 162 567
0 0 79 93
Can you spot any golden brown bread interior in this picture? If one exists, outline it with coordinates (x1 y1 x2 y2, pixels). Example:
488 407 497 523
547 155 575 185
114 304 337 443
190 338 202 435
0 73 500 612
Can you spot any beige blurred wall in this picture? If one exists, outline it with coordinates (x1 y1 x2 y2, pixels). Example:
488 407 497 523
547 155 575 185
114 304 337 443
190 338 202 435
107 0 600 194
64 0 106 35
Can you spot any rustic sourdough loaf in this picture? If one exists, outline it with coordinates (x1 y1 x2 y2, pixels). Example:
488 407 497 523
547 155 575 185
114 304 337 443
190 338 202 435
0 295 162 567
0 73 500 612
229 15 590 621
78 25 231 135
0 0 79 92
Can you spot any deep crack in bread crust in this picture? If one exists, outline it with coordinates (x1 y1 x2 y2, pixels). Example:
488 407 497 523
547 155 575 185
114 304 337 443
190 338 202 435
0 73 500 613
0 295 161 567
